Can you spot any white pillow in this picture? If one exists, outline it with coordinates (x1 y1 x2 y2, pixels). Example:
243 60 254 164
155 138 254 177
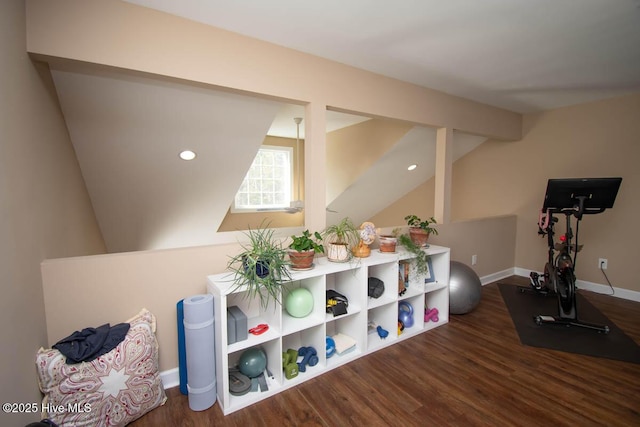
36 309 167 426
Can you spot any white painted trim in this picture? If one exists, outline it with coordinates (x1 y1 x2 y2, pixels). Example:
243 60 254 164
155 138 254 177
513 267 640 302
575 278 640 302
160 367 180 390
479 268 515 286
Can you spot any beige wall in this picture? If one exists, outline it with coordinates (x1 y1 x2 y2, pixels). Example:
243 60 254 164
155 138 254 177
429 216 517 278
373 215 516 279
0 0 106 424
40 244 238 373
374 94 639 292
450 93 640 291
371 184 516 279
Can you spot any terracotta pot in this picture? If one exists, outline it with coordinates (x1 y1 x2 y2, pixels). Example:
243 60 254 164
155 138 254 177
409 227 430 247
378 235 397 253
288 249 315 270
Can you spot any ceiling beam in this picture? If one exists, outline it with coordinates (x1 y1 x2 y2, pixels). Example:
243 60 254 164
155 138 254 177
435 127 453 225
26 0 522 141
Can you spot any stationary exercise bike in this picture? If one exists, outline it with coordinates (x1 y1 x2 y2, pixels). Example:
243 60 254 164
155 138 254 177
526 211 567 297
524 177 622 334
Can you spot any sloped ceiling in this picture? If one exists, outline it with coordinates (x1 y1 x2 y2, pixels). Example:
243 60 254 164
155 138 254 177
327 128 485 225
51 64 490 252
51 65 382 253
52 66 283 253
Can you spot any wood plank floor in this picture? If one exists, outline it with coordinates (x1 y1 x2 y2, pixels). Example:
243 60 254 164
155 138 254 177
130 276 640 426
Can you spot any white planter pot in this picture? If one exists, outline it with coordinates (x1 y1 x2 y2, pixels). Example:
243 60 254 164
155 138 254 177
327 243 350 262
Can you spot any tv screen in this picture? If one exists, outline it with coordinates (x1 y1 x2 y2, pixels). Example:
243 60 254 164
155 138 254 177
542 177 622 212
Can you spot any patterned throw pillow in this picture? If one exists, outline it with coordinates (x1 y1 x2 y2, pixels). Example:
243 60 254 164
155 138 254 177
36 309 167 426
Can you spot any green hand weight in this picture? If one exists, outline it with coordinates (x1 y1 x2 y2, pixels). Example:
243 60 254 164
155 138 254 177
283 348 299 379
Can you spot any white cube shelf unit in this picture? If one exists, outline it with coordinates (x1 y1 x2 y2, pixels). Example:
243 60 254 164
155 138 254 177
206 244 450 415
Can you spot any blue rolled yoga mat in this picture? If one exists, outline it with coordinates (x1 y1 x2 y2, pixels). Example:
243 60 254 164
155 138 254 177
177 300 188 395
183 294 216 411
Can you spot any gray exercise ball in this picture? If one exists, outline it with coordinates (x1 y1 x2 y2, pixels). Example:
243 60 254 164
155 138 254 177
449 261 482 314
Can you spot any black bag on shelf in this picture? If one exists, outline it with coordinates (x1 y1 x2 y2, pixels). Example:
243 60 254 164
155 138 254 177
326 289 349 316
368 277 385 298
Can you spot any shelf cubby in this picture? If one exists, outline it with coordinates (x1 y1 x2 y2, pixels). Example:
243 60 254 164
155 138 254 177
366 302 398 352
424 289 448 331
225 338 281 413
398 293 426 338
326 315 363 368
282 324 324 355
226 290 281 353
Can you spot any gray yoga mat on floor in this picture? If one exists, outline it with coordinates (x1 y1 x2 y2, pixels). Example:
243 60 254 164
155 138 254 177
498 283 640 364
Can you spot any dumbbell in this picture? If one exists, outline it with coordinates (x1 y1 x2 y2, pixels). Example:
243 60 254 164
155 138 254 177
297 346 318 372
282 349 299 379
424 307 439 323
326 336 336 358
376 325 389 339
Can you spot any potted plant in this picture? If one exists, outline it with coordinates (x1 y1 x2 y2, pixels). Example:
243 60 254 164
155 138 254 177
404 214 438 247
288 230 325 270
398 233 431 276
227 223 292 309
378 227 401 253
322 217 360 262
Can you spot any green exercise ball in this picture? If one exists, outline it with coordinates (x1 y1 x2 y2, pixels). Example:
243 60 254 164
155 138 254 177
285 287 314 318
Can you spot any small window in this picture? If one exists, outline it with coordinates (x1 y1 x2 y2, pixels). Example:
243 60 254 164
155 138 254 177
233 145 293 212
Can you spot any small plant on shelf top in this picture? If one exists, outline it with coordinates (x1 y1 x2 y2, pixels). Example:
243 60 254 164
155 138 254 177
288 230 325 270
322 217 361 262
227 222 291 309
404 214 438 247
289 230 325 253
405 214 439 235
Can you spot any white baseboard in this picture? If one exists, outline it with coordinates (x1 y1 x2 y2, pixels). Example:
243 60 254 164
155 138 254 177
160 367 180 390
479 268 515 286
513 267 640 302
513 267 539 283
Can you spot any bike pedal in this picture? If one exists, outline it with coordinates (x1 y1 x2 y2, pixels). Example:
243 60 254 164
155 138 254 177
529 272 541 289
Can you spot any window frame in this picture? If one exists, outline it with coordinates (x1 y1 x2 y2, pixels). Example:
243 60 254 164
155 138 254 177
231 145 294 213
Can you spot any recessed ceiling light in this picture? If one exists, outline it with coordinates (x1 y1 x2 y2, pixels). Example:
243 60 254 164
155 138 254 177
407 164 417 171
179 150 197 161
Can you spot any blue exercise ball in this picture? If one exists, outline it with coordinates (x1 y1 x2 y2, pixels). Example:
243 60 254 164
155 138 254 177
238 347 267 378
449 261 482 314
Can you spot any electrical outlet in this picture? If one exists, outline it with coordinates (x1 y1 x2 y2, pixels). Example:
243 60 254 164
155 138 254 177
472 254 477 265
599 258 608 270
